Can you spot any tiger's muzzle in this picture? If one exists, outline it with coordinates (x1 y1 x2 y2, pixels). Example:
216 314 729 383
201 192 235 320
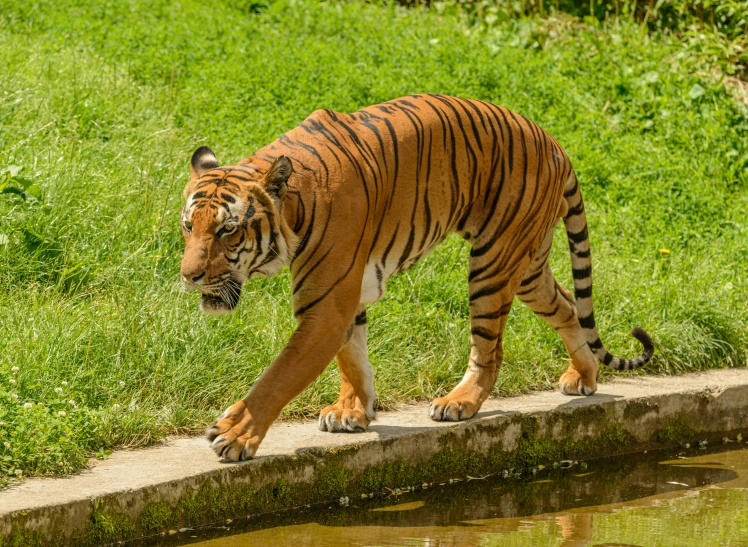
196 277 243 315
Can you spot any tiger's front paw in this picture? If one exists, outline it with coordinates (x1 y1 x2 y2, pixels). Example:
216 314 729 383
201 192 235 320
428 397 479 422
206 400 262 461
318 404 370 432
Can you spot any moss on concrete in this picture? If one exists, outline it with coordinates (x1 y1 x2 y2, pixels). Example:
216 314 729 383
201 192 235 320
623 399 657 422
73 500 137 546
139 501 173 534
656 417 698 446
0 528 47 547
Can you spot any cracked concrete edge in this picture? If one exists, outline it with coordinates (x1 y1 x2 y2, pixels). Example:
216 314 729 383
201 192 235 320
2 369 748 546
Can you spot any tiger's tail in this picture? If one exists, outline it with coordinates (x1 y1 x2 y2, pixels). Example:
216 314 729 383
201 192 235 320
562 170 654 370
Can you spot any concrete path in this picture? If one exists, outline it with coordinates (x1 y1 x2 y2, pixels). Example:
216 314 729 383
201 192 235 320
3 369 748 546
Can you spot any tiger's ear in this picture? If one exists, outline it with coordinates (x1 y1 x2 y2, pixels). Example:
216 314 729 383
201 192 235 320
189 146 219 180
263 156 293 202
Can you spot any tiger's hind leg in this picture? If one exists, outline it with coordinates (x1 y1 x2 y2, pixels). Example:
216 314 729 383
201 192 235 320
429 255 511 422
318 305 376 432
516 227 598 396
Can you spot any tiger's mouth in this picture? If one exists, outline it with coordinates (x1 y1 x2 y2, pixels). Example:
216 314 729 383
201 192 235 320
198 278 243 316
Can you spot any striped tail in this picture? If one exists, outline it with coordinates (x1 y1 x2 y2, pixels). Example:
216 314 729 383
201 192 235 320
562 171 654 371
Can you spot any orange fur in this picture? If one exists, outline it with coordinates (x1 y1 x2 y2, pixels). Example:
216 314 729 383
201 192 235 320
179 95 653 461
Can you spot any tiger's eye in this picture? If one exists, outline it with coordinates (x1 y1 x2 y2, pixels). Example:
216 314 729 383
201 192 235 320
219 225 237 237
183 221 193 232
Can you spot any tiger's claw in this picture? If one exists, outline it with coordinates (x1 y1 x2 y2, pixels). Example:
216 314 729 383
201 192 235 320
206 400 261 461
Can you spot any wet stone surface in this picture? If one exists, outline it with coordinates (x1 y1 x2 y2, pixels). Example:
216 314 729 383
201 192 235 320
143 443 748 547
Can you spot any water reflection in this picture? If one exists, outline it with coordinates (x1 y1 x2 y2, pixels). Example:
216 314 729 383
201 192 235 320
150 445 748 547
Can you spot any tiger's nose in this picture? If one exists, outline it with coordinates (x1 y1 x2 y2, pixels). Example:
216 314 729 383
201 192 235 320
181 270 206 284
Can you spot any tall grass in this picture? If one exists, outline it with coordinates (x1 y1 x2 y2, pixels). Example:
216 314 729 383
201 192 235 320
0 0 746 483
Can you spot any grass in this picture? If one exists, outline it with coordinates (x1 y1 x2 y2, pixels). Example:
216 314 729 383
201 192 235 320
0 0 746 484
436 0 748 79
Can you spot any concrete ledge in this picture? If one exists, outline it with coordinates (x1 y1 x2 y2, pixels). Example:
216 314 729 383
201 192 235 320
2 368 748 546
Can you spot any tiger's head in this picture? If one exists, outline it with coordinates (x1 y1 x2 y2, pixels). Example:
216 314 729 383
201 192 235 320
180 146 297 315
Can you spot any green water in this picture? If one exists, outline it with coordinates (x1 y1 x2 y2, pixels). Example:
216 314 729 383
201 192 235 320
154 444 748 546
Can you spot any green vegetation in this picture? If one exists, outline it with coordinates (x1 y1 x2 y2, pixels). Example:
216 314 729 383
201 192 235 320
439 0 748 77
0 0 746 484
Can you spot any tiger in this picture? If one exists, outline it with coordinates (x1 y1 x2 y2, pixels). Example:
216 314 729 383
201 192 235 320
179 94 654 462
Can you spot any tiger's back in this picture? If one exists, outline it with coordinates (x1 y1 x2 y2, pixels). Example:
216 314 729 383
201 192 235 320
259 95 571 309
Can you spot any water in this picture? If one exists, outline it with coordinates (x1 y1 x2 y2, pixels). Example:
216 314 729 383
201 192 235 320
151 444 748 547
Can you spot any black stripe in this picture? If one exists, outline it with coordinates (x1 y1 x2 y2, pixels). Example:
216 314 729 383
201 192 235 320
469 278 509 302
240 199 256 229
280 135 329 187
396 230 415 271
418 126 434 250
574 286 593 299
469 264 490 282
566 202 583 217
421 99 460 227
292 190 305 233
573 248 591 258
579 314 596 329
292 245 334 295
381 224 400 268
293 202 333 277
225 174 253 182
572 266 592 280
231 165 259 175
291 197 317 261
250 218 263 250
471 327 500 341
588 338 603 350
567 226 588 243
472 310 507 320
535 304 560 317
520 267 544 287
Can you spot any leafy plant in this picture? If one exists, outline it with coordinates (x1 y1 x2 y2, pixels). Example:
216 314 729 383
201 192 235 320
0 166 41 201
